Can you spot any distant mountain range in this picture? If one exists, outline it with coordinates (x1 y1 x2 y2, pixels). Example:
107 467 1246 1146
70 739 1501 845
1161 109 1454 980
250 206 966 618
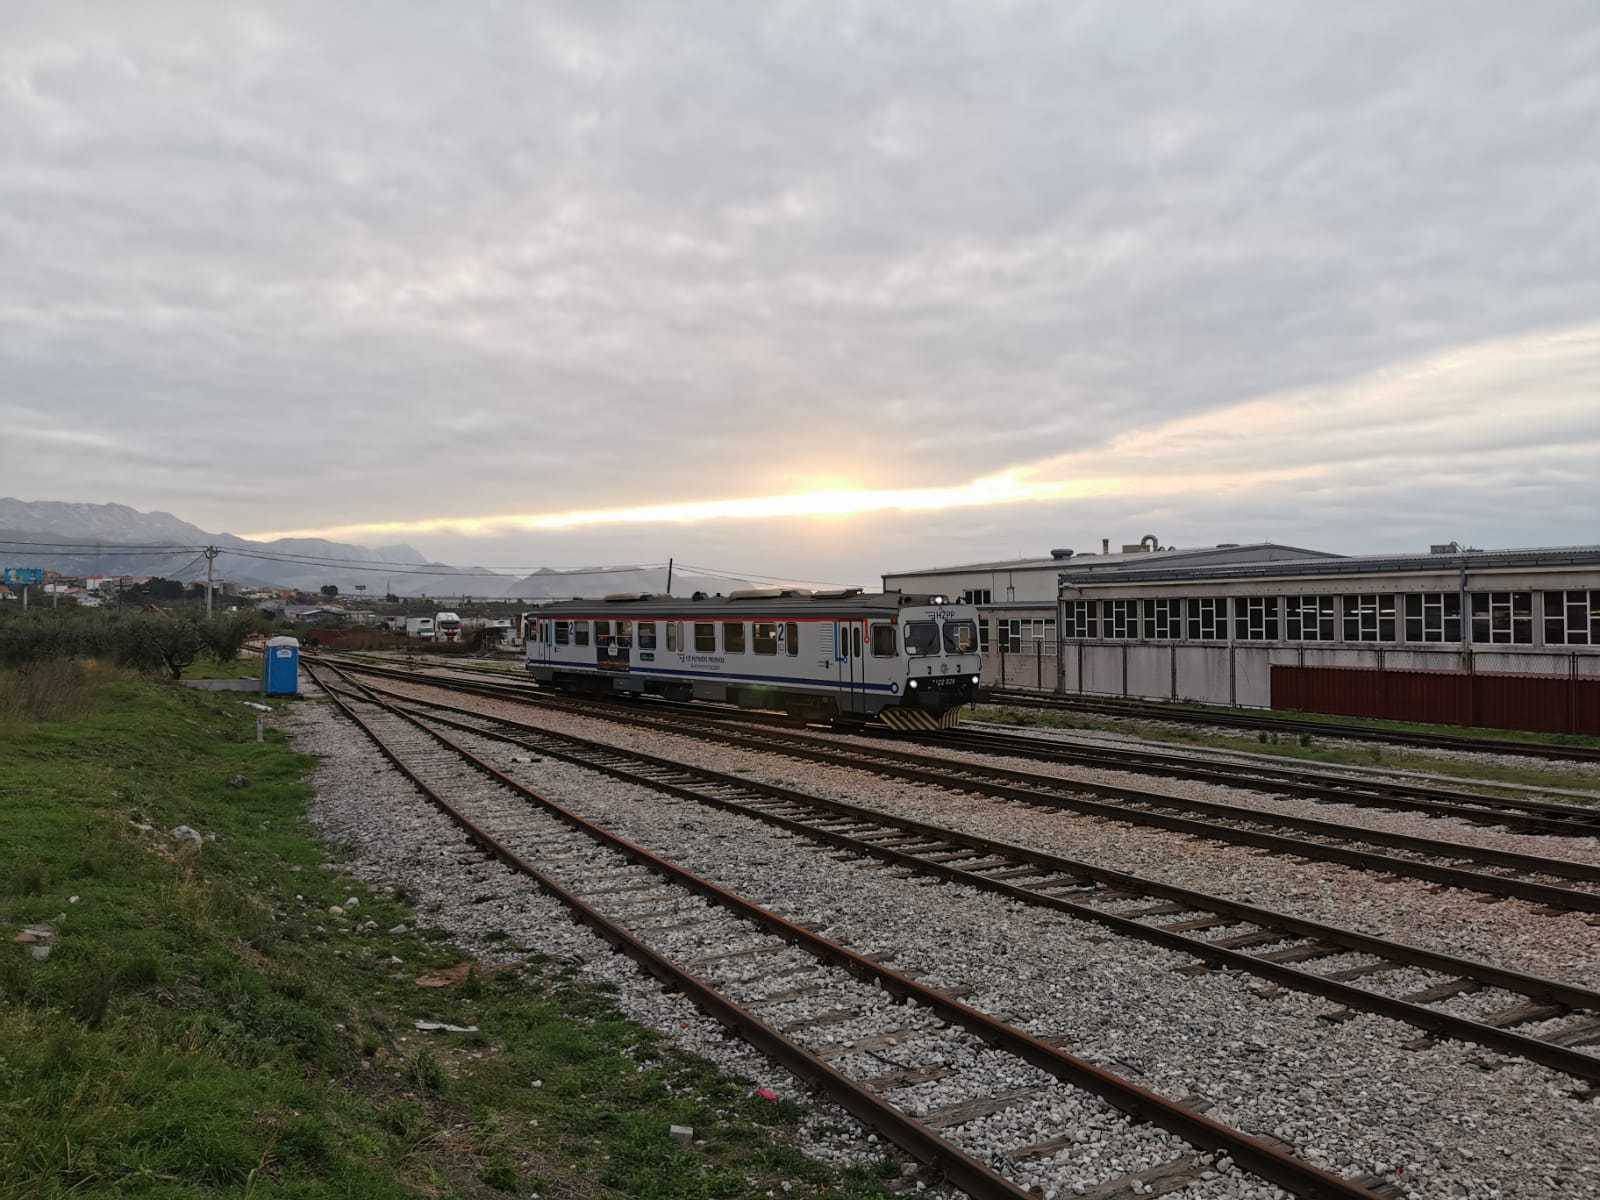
0 498 750 600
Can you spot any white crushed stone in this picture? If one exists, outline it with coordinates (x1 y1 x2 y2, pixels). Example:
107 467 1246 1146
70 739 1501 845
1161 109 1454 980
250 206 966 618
296 685 1600 1200
366 678 1600 994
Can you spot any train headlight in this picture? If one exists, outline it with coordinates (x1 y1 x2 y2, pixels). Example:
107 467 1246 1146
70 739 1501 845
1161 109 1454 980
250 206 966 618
908 679 918 688
971 675 980 685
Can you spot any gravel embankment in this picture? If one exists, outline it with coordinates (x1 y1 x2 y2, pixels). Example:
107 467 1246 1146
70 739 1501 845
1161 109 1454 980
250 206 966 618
364 680 1600 993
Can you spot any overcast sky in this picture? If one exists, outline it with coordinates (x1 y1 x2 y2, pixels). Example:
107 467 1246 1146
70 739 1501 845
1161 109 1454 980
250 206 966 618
4 2 1598 585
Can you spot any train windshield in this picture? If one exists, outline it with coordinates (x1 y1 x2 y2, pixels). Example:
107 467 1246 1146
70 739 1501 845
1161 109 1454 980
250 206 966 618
904 621 940 657
942 619 979 655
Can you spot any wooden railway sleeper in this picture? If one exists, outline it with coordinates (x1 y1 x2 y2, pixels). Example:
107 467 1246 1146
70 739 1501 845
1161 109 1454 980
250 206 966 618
326 668 1600 1085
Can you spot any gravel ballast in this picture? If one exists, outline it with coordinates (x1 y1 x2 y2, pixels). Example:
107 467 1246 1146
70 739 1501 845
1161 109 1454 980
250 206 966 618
297 688 1600 1200
364 679 1600 993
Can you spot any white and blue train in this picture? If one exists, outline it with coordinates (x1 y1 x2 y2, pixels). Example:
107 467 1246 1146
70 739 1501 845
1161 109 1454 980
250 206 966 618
523 589 981 730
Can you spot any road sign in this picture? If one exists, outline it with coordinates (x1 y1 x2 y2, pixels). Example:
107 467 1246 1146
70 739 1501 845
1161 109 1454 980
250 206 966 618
2 568 44 586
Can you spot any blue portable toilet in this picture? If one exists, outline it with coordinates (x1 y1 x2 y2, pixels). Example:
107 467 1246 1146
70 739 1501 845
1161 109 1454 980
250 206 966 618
263 636 301 696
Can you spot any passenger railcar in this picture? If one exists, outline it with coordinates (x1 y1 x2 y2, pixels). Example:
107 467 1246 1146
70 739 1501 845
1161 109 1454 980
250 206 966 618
523 589 981 729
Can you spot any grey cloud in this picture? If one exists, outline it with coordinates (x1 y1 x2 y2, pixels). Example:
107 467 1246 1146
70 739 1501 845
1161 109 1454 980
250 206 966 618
2 2 1598 576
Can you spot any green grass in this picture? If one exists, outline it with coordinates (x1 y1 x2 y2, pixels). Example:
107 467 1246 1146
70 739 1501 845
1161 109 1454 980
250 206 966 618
0 669 895 1200
179 654 263 681
973 704 1600 800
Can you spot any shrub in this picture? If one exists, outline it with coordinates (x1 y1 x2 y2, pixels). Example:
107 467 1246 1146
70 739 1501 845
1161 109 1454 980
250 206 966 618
112 614 206 680
0 659 96 722
198 613 260 662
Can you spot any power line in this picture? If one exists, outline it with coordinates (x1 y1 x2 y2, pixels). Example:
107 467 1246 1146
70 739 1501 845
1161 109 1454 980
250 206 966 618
0 538 200 550
0 537 861 591
0 548 203 559
672 561 862 589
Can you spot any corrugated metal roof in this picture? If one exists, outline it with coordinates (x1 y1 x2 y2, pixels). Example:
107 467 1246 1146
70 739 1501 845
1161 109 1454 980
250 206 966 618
1058 545 1600 587
884 542 1335 578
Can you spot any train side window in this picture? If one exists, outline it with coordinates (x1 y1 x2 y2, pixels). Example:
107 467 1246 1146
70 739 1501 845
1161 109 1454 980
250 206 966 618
594 620 611 641
870 624 897 656
851 626 862 658
554 621 569 645
666 622 679 652
693 622 716 652
752 622 778 654
785 622 799 656
638 621 656 650
617 620 632 640
573 621 590 647
723 622 746 653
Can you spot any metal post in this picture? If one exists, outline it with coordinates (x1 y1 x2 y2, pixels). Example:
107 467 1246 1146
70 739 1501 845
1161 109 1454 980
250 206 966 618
204 545 219 618
666 558 674 595
21 584 27 611
1036 639 1042 689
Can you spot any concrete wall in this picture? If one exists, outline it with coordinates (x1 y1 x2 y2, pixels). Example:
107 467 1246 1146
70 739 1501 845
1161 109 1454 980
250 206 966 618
1046 639 1600 707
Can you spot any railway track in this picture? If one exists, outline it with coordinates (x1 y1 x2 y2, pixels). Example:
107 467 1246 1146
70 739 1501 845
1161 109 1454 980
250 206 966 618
309 663 1386 1200
980 688 1600 765
321 659 1600 915
917 727 1600 838
320 662 1600 1087
316 654 1600 837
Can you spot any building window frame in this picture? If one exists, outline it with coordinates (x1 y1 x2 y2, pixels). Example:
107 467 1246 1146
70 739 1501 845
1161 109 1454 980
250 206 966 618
1284 594 1335 641
1544 590 1600 646
1403 593 1461 643
1105 599 1139 639
1063 599 1097 639
1142 597 1182 640
1234 597 1279 641
1343 594 1396 643
1471 591 1532 645
1186 597 1228 641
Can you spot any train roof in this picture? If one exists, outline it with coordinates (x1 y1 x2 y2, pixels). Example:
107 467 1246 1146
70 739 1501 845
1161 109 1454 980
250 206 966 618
527 589 968 619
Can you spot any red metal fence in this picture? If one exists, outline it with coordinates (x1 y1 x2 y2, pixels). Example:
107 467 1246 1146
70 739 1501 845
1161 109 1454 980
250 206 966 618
1271 665 1600 735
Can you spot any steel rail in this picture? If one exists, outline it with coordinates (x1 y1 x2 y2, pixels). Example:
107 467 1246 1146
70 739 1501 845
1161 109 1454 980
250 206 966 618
312 664 1381 1200
325 659 1600 914
916 728 1600 837
311 670 1032 1200
979 688 1600 765
326 667 1600 1085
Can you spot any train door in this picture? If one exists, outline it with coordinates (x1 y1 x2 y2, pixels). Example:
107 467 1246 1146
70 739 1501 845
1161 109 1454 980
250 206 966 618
526 615 547 669
834 620 865 716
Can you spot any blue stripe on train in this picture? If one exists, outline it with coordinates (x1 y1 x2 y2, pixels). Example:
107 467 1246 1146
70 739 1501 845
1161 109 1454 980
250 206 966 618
529 662 898 693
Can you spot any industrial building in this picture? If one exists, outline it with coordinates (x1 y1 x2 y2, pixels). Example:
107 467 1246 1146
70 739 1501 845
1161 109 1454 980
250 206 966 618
886 540 1600 732
882 539 1332 686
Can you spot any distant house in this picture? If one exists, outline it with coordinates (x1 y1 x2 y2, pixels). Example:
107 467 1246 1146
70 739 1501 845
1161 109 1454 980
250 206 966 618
284 605 347 626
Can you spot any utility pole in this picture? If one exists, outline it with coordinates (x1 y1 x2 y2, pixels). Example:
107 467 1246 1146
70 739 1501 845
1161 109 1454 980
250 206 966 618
665 557 674 595
204 545 220 618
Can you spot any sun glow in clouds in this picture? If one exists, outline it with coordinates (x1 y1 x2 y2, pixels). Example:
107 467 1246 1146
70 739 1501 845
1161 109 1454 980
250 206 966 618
243 320 1600 545
245 470 1092 541
241 462 1315 542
